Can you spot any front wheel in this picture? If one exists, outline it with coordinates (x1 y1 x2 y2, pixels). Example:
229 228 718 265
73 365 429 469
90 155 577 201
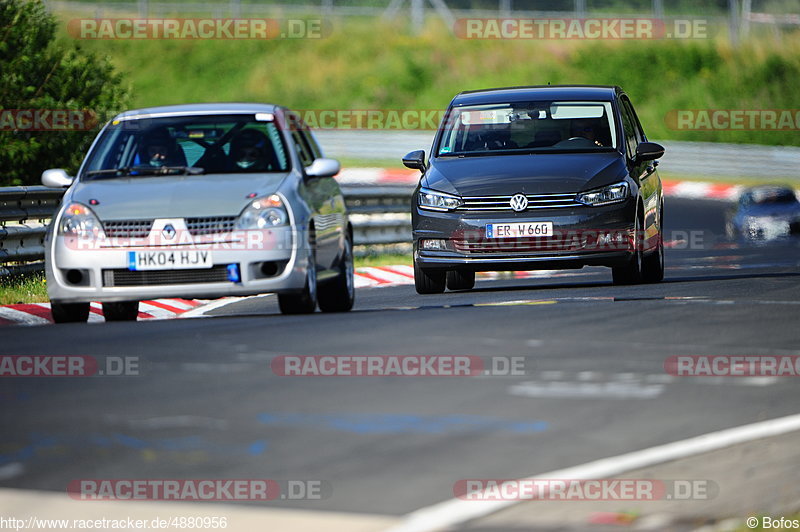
102 301 140 321
318 235 355 312
641 232 664 284
50 302 90 323
278 238 318 315
612 215 644 286
414 260 446 294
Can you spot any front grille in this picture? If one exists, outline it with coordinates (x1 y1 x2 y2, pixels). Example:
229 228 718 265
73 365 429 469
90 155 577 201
102 265 231 287
457 193 580 211
102 217 238 238
186 216 237 236
453 235 589 255
103 220 153 238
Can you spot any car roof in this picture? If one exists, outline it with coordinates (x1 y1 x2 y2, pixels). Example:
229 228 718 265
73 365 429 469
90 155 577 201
451 85 621 106
112 103 281 121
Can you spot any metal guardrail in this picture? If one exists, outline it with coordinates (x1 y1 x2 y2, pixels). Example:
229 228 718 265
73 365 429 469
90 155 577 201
0 184 413 276
0 187 64 276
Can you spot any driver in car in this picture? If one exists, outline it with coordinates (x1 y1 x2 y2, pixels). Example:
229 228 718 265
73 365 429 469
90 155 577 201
571 119 604 147
230 129 271 171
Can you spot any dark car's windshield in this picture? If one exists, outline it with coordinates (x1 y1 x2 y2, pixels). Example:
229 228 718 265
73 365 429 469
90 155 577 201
748 188 799 205
436 100 618 157
81 113 290 179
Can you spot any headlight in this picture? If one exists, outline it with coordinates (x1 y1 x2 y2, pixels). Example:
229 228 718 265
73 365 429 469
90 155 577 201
577 182 629 206
236 194 289 229
418 188 462 211
58 203 105 237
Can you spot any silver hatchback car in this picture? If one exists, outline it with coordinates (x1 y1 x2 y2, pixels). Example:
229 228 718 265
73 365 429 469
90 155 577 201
42 103 354 323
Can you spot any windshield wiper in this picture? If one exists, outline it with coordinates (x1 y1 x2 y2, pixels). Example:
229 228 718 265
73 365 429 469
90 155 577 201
127 165 205 176
85 166 204 179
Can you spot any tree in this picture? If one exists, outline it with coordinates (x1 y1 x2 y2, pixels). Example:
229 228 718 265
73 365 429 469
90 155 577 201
0 0 128 185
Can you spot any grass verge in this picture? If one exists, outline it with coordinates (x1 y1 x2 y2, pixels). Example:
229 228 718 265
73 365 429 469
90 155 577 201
0 272 48 305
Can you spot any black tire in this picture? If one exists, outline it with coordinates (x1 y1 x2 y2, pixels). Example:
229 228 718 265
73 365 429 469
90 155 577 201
446 270 475 291
612 209 644 285
642 206 664 283
318 235 355 312
50 302 90 323
278 235 318 314
414 260 446 294
103 301 139 321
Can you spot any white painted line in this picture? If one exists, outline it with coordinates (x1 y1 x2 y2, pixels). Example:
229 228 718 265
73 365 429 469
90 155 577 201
508 381 665 399
0 463 24 480
179 296 252 318
383 412 800 532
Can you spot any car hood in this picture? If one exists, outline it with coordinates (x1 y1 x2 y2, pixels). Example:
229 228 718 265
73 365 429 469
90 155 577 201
423 152 627 196
69 172 289 220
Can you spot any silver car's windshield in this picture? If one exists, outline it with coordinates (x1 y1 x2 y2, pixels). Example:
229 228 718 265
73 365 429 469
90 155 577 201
436 101 618 156
81 114 290 179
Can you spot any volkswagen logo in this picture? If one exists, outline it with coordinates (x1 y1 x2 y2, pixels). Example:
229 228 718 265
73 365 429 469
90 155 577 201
162 224 176 239
510 194 528 212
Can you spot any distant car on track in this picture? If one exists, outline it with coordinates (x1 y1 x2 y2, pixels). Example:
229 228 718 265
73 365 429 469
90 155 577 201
42 103 354 323
404 85 665 293
726 185 800 241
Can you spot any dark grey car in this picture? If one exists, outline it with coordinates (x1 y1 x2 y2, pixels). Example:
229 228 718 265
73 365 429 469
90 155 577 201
404 85 665 294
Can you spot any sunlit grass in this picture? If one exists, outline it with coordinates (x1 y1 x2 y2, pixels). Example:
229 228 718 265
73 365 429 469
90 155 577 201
56 17 800 147
0 272 48 305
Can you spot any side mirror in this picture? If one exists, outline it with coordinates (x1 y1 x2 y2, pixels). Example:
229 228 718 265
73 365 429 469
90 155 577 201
305 158 340 178
635 142 665 163
42 168 74 188
402 150 426 171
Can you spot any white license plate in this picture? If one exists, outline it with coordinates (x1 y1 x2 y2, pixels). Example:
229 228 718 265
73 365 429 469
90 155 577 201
128 250 213 271
486 222 554 238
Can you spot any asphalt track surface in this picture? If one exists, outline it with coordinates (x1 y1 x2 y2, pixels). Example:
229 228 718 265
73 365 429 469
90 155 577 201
1 198 799 520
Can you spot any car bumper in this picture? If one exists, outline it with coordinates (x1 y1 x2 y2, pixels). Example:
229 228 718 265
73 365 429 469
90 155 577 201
45 227 310 303
413 200 636 271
